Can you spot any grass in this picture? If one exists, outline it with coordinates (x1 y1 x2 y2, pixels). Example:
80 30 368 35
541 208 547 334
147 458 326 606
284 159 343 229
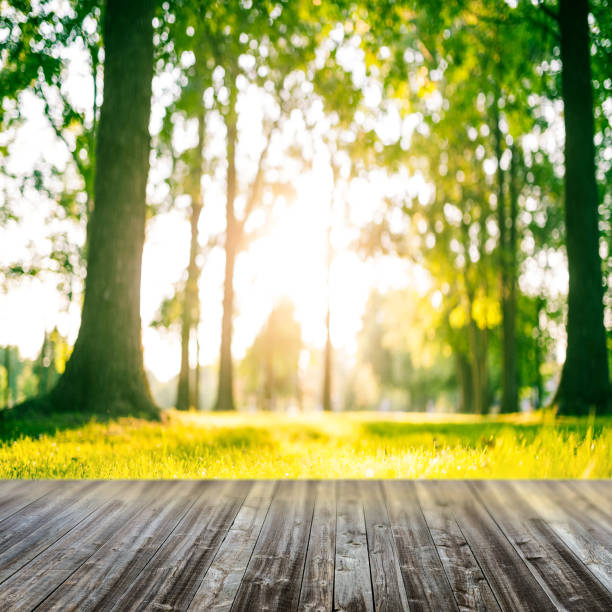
0 409 610 479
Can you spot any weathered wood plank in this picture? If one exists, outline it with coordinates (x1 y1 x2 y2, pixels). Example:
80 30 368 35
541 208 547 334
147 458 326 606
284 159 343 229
0 480 56 523
581 480 612 518
0 479 607 611
382 480 458 611
112 481 248 611
189 480 276 611
559 480 612 524
359 481 408 612
473 480 612 610
0 480 150 609
0 480 106 583
298 480 336 612
442 480 556 612
334 480 374 612
232 480 315 611
514 480 612 592
415 481 500 612
37 480 203 611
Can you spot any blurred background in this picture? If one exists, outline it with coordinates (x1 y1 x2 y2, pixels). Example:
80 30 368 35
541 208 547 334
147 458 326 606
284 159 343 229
1 0 610 416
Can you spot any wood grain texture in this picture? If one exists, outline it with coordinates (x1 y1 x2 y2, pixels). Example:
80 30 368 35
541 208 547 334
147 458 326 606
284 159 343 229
189 480 276 611
298 480 336 612
473 480 612 610
514 480 612 592
231 480 315 611
112 481 248 611
0 480 56 523
334 480 374 612
359 481 408 612
0 481 148 609
0 480 106 583
442 480 556 612
37 480 202 611
0 480 608 611
382 480 458 611
415 481 500 612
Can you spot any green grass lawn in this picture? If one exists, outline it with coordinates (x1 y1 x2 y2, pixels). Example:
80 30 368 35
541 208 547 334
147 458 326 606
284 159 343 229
0 410 610 479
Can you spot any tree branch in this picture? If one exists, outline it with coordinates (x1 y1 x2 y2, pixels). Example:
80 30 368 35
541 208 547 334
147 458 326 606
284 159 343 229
238 120 277 233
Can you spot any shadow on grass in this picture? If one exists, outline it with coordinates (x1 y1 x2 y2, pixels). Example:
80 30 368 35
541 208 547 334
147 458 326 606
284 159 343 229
204 426 275 450
361 420 608 449
0 404 116 444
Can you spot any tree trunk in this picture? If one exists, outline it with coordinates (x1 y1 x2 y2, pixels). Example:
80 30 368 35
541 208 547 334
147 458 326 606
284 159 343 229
534 297 545 409
557 0 610 414
507 144 519 409
49 0 157 417
3 347 11 409
461 217 489 414
493 97 519 414
322 211 333 411
215 109 238 411
37 333 51 396
322 309 332 412
192 328 201 411
455 351 473 413
176 112 205 411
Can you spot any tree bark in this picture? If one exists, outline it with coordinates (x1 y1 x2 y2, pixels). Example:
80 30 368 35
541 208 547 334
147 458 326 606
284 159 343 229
176 112 205 411
493 97 519 414
49 0 157 417
556 0 610 414
455 351 474 413
215 108 238 411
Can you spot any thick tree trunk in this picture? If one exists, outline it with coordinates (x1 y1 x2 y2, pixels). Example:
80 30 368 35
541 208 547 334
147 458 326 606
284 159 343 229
176 113 205 411
49 0 157 417
215 111 238 411
557 0 610 414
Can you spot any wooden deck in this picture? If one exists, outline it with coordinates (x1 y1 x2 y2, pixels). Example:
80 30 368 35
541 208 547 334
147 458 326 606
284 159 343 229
0 480 610 610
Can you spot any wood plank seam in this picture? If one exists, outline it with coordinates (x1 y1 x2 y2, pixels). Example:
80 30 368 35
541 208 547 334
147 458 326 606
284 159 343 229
0 481 57 526
415 481 501 611
361 482 384 610
413 482 462 612
188 480 278 610
295 479 320 611
12 482 153 610
101 482 206 611
116 481 252 610
468 480 566 609
510 480 612 599
225 481 279 612
178 481 253 611
0 482 110 588
332 480 338 612
451 504 505 611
